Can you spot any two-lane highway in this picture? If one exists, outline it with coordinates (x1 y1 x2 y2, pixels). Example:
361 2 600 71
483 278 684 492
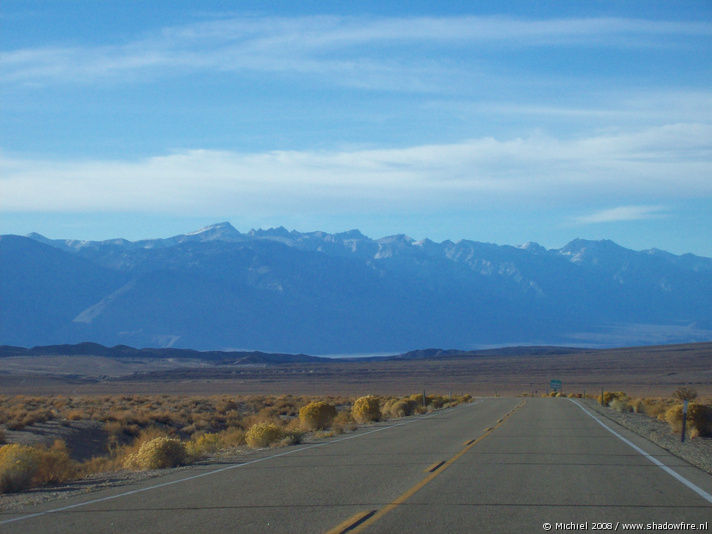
2 397 710 533
358 398 712 532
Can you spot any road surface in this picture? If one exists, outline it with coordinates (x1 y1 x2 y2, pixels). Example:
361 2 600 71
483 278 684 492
2 398 711 533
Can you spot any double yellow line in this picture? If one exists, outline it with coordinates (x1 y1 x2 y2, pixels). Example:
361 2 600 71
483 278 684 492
326 400 526 534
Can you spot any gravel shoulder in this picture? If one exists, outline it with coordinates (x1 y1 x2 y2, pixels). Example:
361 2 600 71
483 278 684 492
582 398 712 474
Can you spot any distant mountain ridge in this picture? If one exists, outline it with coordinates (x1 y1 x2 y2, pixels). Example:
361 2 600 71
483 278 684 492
0 342 324 364
1 223 711 353
0 342 589 363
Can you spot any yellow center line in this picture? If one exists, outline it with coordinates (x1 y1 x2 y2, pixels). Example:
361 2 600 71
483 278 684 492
424 461 445 473
325 510 377 534
329 399 526 534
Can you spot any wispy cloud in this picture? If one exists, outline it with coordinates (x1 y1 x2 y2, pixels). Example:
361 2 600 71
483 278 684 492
435 91 712 123
1 15 710 88
2 124 710 215
575 206 668 224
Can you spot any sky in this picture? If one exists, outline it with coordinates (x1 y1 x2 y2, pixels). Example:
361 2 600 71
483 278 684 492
1 1 711 256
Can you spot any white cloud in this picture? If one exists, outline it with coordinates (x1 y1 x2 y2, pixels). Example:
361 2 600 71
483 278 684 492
437 91 712 123
575 206 668 224
2 123 710 215
1 15 710 87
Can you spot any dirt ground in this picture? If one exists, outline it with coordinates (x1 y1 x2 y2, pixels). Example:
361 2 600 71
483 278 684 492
1 342 710 397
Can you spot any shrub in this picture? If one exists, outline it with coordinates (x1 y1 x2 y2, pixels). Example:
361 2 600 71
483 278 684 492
333 410 356 431
219 427 246 448
245 423 284 448
0 444 38 493
630 399 645 414
428 395 450 409
688 404 712 437
609 398 632 413
640 398 673 420
384 399 418 419
216 399 238 413
66 409 85 421
666 403 712 438
664 405 683 431
34 440 76 485
673 387 698 402
602 391 628 406
123 437 186 470
352 396 381 423
279 430 304 446
186 432 221 459
80 455 118 476
299 401 337 431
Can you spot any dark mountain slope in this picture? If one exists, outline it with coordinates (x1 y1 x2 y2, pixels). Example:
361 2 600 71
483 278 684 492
1 224 710 352
0 236 128 346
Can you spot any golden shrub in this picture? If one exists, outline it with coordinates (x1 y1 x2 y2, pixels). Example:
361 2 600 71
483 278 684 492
688 404 712 437
0 444 39 493
245 423 284 448
66 409 85 421
602 391 628 406
385 399 418 419
640 398 672 420
609 398 632 413
352 396 381 423
299 401 337 430
123 437 186 470
630 399 645 414
216 399 238 413
380 397 397 417
218 427 246 447
80 455 119 476
428 395 446 409
34 440 76 485
665 405 684 431
673 387 698 402
186 432 221 459
666 403 712 438
333 410 356 431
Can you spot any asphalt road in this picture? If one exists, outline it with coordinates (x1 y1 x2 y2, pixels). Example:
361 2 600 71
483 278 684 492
2 398 711 533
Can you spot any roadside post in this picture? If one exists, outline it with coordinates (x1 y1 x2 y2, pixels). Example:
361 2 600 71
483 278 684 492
681 399 689 443
673 387 697 443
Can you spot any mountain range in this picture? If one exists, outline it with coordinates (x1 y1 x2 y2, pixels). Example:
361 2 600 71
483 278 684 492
2 222 711 353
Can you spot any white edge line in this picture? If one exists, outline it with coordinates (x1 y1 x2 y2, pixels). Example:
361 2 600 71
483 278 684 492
569 398 712 505
0 402 475 526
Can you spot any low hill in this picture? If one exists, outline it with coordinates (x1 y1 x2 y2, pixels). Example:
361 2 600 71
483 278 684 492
0 343 326 364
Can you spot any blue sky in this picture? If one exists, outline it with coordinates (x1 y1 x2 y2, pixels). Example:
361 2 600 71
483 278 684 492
1 1 711 256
